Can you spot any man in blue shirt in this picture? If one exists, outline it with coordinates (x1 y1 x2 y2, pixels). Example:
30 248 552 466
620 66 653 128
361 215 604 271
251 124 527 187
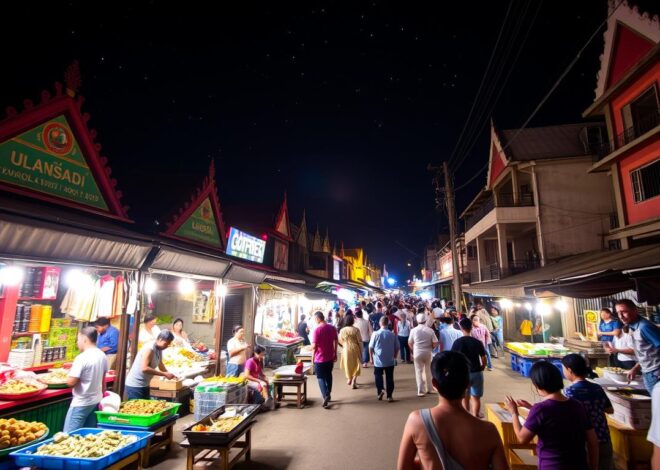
616 299 660 392
369 316 399 402
94 317 119 370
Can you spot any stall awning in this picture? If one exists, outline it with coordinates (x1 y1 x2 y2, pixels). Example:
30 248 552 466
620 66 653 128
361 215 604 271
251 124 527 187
148 244 230 279
464 243 660 303
265 280 337 301
0 200 153 269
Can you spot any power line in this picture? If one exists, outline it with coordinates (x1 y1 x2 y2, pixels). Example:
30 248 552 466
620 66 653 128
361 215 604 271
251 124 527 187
454 162 488 192
446 0 514 166
450 0 541 173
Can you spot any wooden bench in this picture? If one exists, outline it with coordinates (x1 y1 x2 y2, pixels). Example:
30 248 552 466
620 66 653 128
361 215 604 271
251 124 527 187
273 376 307 408
181 423 252 470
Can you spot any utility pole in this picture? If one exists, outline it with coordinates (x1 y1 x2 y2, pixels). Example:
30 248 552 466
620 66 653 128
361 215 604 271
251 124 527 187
428 162 463 311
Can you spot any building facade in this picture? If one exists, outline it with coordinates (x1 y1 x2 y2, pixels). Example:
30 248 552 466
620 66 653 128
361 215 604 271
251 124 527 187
583 1 660 249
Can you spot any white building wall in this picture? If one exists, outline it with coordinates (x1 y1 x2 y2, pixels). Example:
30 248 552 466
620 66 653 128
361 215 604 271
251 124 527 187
534 158 615 261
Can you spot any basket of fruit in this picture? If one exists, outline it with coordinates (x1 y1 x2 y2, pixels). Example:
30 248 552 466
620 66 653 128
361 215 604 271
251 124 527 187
182 404 260 445
0 379 47 400
0 419 49 457
36 370 70 389
95 399 181 427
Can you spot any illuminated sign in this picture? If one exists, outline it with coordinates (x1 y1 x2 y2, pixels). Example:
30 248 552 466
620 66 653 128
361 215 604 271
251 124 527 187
333 260 340 280
226 227 266 263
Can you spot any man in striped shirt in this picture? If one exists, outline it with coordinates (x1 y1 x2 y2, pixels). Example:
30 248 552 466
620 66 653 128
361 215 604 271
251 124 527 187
470 315 492 371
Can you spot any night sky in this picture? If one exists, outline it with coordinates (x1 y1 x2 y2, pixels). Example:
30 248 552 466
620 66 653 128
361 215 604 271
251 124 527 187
0 1 636 281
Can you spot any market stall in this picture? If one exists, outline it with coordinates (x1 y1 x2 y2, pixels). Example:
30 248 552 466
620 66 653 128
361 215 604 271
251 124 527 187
254 279 335 368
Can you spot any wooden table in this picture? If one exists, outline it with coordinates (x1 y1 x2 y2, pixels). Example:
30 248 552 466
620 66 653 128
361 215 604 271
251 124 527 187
181 423 252 470
486 403 537 469
141 418 175 467
607 415 653 470
106 450 144 470
273 376 307 408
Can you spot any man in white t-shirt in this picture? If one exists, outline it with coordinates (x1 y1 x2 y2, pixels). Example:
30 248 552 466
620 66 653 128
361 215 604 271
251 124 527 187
605 329 637 370
408 313 438 397
226 325 249 377
64 327 108 433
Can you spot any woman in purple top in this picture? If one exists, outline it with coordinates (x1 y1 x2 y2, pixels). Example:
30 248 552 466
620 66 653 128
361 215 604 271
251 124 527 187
505 361 599 470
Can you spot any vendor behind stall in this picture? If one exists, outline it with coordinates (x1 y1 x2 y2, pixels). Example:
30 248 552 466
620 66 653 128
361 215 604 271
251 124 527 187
138 314 161 350
172 317 192 349
227 325 249 377
94 317 119 370
125 330 175 400
64 327 108 433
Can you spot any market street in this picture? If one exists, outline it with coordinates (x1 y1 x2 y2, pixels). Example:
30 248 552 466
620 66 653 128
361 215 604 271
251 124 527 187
152 356 535 470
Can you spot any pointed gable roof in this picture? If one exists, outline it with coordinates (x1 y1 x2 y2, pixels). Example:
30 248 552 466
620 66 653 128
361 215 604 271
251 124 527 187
274 193 292 240
322 228 331 253
312 226 322 252
296 210 308 248
594 0 659 100
162 160 226 250
486 122 509 189
0 63 129 221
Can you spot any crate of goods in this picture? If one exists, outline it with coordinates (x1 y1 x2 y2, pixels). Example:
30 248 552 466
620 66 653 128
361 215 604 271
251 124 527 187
95 400 181 427
184 404 261 445
10 428 153 470
194 383 247 421
606 390 652 430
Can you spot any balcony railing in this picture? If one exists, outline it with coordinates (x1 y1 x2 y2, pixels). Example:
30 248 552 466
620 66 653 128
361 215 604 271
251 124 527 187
609 212 619 230
474 259 540 283
592 109 660 161
464 192 534 230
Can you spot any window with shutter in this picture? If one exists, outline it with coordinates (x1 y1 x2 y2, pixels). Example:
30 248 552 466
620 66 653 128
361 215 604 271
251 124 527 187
221 294 245 349
630 158 660 203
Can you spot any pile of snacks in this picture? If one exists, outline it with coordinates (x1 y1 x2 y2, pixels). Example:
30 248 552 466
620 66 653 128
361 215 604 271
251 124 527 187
0 380 40 394
118 399 169 415
202 376 245 385
0 418 47 449
35 431 137 458
191 416 244 433
37 370 69 385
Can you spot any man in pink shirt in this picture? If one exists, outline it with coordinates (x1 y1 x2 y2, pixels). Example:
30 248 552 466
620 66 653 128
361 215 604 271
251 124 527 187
312 311 338 408
470 315 492 371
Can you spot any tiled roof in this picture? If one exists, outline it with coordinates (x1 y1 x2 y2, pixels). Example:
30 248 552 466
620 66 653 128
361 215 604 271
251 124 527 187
499 123 600 161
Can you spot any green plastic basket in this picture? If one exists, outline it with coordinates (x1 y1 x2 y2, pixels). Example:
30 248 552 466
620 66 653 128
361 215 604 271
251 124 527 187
95 401 181 427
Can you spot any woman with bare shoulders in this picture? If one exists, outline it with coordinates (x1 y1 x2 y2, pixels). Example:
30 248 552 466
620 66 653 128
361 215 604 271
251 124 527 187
397 351 508 470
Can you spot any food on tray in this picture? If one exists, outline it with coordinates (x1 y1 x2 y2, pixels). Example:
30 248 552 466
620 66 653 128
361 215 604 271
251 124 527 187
192 416 245 433
37 370 69 385
35 430 137 458
603 367 627 374
202 375 246 385
162 347 205 369
0 418 47 449
0 380 39 394
118 399 170 415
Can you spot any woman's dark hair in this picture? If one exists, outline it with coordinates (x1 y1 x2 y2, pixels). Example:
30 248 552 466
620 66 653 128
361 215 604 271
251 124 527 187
344 315 355 327
561 353 595 379
355 310 363 319
254 345 265 355
79 326 98 343
346 309 353 317
417 307 426 315
173 318 184 327
530 361 564 393
314 311 325 321
366 303 374 314
143 314 157 324
157 329 175 342
389 306 398 315
600 307 613 316
431 352 470 400
459 317 472 331
233 324 243 334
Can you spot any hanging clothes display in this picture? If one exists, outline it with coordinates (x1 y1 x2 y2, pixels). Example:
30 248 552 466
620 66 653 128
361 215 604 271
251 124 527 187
125 275 138 315
91 275 116 320
112 275 125 317
60 274 96 321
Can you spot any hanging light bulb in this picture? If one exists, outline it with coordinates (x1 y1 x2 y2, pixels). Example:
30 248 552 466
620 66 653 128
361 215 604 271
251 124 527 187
178 278 195 295
217 284 228 297
145 278 158 295
0 265 25 287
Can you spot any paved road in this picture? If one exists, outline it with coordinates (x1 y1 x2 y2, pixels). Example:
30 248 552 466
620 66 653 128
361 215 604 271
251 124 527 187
152 352 536 469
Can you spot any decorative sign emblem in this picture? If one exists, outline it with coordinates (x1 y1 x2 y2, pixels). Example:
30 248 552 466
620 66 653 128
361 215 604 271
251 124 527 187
43 122 73 155
226 227 266 263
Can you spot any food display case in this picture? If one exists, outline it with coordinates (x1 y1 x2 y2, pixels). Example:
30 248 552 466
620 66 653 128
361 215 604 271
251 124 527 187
183 404 260 445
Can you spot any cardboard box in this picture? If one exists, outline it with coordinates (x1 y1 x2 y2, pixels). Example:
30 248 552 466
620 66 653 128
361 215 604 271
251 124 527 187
606 390 652 430
150 377 184 391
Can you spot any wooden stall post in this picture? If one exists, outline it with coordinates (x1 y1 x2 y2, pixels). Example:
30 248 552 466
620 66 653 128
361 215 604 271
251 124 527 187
213 280 225 376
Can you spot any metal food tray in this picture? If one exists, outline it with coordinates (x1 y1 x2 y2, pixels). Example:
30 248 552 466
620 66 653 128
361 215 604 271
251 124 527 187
182 404 260 445
9 428 153 469
0 426 49 458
